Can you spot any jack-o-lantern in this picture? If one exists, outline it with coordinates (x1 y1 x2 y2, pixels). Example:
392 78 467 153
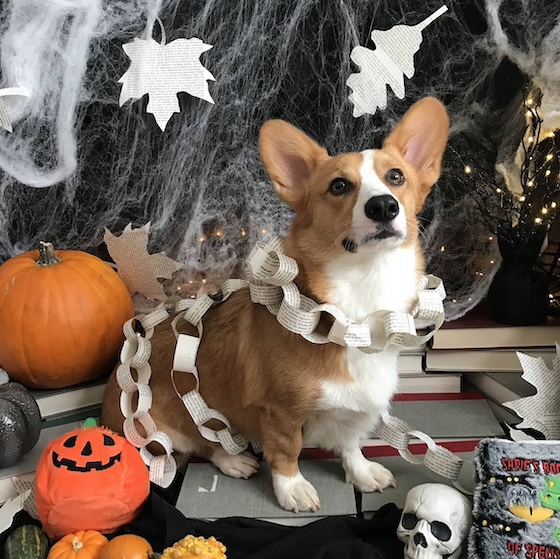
35 426 150 541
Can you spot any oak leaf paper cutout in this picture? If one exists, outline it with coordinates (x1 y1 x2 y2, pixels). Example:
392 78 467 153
119 23 215 131
104 222 183 301
347 5 447 117
503 345 560 439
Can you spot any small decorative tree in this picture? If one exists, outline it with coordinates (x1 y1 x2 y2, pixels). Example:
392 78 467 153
473 89 560 325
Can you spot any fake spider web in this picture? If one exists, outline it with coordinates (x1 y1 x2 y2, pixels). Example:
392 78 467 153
0 0 559 320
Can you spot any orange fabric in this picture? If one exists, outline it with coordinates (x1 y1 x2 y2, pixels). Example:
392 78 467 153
35 427 150 541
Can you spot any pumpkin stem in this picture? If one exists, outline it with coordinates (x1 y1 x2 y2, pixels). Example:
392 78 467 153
71 537 84 552
36 241 61 267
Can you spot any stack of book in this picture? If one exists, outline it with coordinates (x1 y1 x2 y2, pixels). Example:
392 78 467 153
425 303 560 422
397 343 462 394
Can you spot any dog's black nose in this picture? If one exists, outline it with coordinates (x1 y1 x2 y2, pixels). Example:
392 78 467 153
364 195 399 223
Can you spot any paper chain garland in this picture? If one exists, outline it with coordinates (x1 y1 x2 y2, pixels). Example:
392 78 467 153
116 236 470 491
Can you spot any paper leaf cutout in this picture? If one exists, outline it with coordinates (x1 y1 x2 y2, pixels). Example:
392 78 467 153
347 5 448 117
119 19 215 131
503 345 560 439
0 87 31 133
104 222 183 301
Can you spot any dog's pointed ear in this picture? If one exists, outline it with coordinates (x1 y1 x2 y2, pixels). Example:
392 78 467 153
259 120 328 212
383 97 449 196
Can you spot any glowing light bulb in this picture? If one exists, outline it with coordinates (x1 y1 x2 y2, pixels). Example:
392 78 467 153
261 228 268 234
440 245 445 252
464 165 472 174
552 202 557 208
535 217 543 224
527 98 533 105
496 188 502 194
526 110 532 117
215 230 223 237
547 154 554 161
240 228 247 237
452 299 457 303
490 260 495 264
546 169 552 177
488 236 494 241
202 279 207 284
527 180 534 187
199 236 206 242
528 136 534 143
519 195 526 202
542 207 548 214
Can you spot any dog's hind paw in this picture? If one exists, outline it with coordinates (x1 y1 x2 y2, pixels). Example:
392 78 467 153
211 448 259 479
273 472 321 513
346 460 397 493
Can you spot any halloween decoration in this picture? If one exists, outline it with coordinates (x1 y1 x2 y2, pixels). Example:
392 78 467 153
397 483 472 559
161 535 227 559
4 525 49 559
35 426 150 540
99 534 153 559
47 530 108 559
0 382 41 468
0 242 135 389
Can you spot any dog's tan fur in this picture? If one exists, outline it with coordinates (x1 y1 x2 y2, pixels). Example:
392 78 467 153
101 97 449 511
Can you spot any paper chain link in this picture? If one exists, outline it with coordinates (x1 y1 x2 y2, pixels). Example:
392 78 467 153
118 236 465 490
377 412 471 494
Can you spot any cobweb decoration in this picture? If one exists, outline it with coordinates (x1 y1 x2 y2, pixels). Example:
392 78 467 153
347 5 448 117
104 222 183 301
503 345 560 439
0 87 31 133
0 1 559 322
119 17 215 131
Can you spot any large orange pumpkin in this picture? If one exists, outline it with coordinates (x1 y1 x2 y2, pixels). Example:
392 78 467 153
0 242 134 388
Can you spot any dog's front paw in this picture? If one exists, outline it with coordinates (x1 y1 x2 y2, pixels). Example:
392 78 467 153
346 460 397 493
211 449 259 479
273 472 321 513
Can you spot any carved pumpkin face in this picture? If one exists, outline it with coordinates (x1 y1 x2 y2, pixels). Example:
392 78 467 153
35 426 150 541
52 429 123 473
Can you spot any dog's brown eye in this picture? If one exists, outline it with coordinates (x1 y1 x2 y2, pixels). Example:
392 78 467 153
329 178 350 196
386 168 405 186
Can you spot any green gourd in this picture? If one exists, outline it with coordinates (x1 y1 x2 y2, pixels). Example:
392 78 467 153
4 525 49 559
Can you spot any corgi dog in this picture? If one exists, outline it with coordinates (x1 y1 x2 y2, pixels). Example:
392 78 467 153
101 97 449 513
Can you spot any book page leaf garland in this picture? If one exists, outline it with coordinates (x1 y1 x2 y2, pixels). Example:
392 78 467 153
503 344 560 439
347 5 448 117
104 222 183 301
119 18 215 131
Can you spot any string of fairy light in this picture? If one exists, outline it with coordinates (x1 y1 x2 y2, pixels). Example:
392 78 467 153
174 224 271 298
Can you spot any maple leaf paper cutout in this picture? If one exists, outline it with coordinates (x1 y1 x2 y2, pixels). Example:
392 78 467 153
347 5 447 117
104 222 183 301
119 29 215 131
503 345 560 439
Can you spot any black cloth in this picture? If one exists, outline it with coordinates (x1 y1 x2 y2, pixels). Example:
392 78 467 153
1 492 404 559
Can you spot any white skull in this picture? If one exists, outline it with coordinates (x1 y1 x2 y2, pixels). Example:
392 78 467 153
397 483 472 559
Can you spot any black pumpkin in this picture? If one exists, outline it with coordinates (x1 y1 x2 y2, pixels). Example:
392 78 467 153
0 382 41 468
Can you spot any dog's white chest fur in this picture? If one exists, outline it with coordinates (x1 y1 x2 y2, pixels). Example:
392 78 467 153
303 247 417 448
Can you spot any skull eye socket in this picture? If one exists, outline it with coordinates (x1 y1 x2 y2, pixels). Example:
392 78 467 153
63 435 77 448
103 434 116 446
401 513 419 530
431 520 452 542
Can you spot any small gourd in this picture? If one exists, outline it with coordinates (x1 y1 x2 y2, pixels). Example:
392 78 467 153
161 535 227 559
99 534 153 559
4 525 49 559
0 382 41 468
47 530 108 559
